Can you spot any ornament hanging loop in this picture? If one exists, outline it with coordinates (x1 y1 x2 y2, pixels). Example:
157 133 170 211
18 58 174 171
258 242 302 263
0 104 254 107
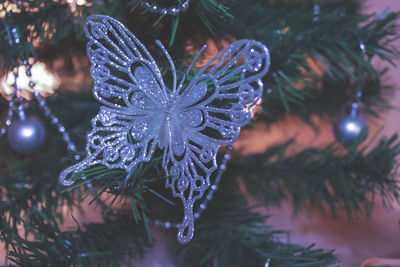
313 1 321 23
353 34 370 104
333 34 370 146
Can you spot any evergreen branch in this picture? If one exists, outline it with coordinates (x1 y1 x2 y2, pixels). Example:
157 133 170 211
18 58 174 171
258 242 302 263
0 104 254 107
194 0 234 35
231 2 400 121
178 180 338 267
0 1 399 265
0 2 73 69
0 90 154 265
229 135 400 216
0 91 94 259
128 0 233 46
5 213 151 267
0 0 125 69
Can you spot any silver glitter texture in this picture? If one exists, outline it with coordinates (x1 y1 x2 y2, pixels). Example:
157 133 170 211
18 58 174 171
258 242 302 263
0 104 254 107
59 15 270 244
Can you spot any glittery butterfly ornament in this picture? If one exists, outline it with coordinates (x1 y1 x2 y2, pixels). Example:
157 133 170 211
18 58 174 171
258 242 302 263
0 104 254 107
59 15 270 244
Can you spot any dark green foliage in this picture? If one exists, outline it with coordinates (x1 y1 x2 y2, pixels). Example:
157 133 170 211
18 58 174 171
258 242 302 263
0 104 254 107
5 215 151 266
129 0 233 45
2 0 398 121
0 91 153 266
0 91 343 266
231 135 400 216
1 0 400 266
230 1 400 121
178 180 338 267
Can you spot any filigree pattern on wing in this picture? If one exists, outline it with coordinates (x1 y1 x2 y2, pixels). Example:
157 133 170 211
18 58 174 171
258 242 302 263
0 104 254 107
59 15 270 244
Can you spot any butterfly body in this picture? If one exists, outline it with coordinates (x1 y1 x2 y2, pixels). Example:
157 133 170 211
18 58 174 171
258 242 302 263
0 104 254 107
60 15 270 244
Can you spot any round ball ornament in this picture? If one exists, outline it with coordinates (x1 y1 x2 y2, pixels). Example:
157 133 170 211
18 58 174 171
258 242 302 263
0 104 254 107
334 106 369 146
7 116 47 154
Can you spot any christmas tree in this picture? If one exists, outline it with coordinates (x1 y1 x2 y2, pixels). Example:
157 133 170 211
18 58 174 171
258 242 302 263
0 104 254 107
0 0 399 266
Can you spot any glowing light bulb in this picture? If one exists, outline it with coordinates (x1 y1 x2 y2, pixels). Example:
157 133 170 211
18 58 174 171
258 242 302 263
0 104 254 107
1 60 60 100
65 0 91 13
0 1 21 18
76 0 85 6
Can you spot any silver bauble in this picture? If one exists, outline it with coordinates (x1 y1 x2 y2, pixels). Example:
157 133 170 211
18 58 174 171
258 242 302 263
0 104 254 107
334 111 369 146
7 116 47 154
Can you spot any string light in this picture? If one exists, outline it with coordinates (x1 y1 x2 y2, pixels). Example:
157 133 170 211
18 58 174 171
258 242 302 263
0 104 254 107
0 1 21 18
1 59 60 100
66 0 91 14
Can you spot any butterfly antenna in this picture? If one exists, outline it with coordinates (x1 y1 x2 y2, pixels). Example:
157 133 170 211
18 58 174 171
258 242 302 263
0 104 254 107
177 44 207 91
187 44 207 76
177 74 187 92
156 40 177 93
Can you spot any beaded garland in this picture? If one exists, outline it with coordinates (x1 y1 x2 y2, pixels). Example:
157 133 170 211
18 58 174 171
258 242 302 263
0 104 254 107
59 15 270 244
141 0 190 16
0 59 79 158
153 145 233 230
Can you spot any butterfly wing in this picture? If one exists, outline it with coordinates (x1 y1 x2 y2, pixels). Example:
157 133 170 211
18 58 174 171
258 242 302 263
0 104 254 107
162 40 270 243
60 15 166 186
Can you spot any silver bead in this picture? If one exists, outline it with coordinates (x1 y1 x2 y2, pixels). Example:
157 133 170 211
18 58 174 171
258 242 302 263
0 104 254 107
68 144 76 151
11 28 20 44
180 2 189 12
168 7 179 16
51 117 59 124
63 134 71 142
